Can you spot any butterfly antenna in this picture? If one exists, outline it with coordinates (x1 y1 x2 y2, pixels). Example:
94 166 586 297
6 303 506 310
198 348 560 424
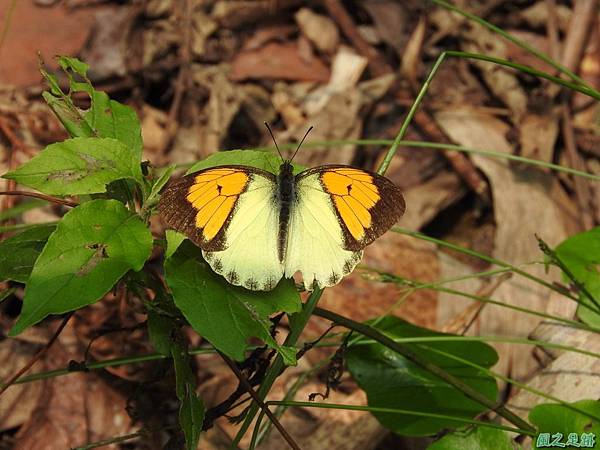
264 122 284 162
290 126 314 162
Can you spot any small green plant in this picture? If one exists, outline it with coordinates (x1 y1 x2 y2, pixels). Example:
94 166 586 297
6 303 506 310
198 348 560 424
1 11 600 446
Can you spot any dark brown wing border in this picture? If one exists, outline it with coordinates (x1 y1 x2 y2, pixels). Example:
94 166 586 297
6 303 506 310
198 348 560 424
158 165 277 252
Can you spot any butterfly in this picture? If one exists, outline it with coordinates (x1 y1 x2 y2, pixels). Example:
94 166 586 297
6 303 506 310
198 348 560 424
158 128 405 291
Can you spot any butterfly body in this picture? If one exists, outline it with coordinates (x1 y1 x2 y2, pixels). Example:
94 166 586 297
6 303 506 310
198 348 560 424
159 159 405 291
276 161 295 263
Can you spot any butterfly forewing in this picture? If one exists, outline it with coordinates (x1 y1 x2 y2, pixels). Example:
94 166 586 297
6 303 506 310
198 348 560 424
159 165 284 290
300 166 406 251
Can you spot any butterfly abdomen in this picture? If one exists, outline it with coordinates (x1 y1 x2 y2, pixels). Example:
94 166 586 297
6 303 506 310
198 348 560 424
277 161 295 263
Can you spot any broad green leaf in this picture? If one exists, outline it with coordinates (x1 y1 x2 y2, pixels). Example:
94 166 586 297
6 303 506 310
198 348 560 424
10 200 152 335
187 150 305 175
347 316 498 436
529 400 600 450
3 137 143 196
164 240 301 364
171 337 204 450
555 227 600 327
428 426 519 450
0 224 56 283
86 90 143 160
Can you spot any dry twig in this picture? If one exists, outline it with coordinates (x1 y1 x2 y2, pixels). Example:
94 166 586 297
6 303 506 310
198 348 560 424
0 190 78 208
218 351 301 450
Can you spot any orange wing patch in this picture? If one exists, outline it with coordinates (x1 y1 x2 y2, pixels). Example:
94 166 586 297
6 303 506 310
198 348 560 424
186 168 250 241
321 169 381 241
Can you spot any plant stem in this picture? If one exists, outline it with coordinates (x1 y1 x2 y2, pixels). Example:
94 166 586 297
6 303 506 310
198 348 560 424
266 400 537 436
230 288 323 448
312 307 537 434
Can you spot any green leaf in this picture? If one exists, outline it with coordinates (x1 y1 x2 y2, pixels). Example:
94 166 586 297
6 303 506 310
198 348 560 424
57 56 90 78
165 229 186 260
164 240 301 364
346 316 498 436
0 224 56 283
187 150 305 175
3 137 143 196
86 90 143 160
10 200 152 335
171 336 205 450
428 426 520 450
42 90 93 138
41 56 142 159
555 227 600 327
144 165 176 213
529 400 600 450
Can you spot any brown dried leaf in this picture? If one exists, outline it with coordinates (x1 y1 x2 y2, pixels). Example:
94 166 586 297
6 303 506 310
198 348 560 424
80 6 135 80
243 24 297 51
362 0 408 56
13 326 133 449
519 112 559 167
400 170 466 230
435 107 568 380
0 340 44 431
400 16 426 87
504 30 556 74
141 104 170 163
519 2 572 32
461 27 528 121
0 2 94 87
295 8 340 54
212 0 303 28
230 42 330 83
191 10 218 58
508 325 600 420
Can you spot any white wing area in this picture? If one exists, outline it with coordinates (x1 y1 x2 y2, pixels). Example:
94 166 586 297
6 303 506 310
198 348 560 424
284 173 362 289
202 175 283 291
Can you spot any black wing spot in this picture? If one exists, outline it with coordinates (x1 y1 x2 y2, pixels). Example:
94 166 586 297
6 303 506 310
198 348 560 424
328 271 340 285
245 278 258 290
346 184 352 195
212 258 222 272
217 184 223 194
226 270 239 284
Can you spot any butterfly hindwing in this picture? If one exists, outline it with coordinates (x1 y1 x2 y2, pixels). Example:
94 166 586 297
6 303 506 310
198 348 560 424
159 165 284 290
284 169 363 289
